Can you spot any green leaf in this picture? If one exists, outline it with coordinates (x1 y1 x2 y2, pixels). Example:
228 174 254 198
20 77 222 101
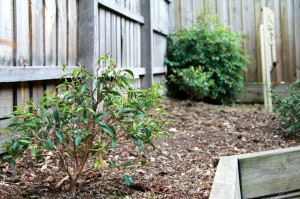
30 148 38 156
112 140 117 149
141 159 147 166
124 175 134 186
8 122 20 128
108 162 116 168
123 69 134 78
75 134 82 147
123 162 134 169
53 109 59 122
94 161 100 169
24 121 36 127
109 90 121 96
102 125 116 137
81 83 87 93
121 76 131 86
55 130 65 142
45 138 53 150
94 112 105 122
94 79 100 88
18 139 31 145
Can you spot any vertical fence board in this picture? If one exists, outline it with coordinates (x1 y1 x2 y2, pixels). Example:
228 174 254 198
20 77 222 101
0 0 14 66
116 15 121 67
125 18 130 68
205 0 216 14
121 17 127 68
45 0 57 66
0 83 13 118
129 21 134 68
31 0 45 106
281 0 295 82
31 0 44 66
228 0 242 32
192 0 202 25
105 10 111 60
216 0 229 26
68 0 78 66
174 0 181 27
99 8 106 56
111 13 117 61
58 0 67 65
294 0 300 78
16 0 31 107
242 0 257 82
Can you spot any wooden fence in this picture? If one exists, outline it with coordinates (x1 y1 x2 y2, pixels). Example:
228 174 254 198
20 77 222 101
173 0 300 102
0 0 171 142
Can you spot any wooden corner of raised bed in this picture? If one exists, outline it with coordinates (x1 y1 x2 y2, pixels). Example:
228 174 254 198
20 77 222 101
210 146 300 199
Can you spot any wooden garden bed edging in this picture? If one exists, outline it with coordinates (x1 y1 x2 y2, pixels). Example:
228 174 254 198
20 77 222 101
210 146 300 199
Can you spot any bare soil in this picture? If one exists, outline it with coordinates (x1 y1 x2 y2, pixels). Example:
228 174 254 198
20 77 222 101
0 98 298 199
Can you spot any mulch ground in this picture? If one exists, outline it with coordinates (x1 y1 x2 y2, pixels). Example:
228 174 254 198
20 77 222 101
0 98 298 199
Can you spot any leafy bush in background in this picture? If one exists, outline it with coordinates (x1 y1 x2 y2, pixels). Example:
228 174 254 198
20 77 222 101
165 10 250 104
1 56 168 192
168 66 214 101
273 80 300 138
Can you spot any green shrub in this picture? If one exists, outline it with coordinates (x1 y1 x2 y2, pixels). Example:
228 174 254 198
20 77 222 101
1 56 168 192
168 66 214 100
273 80 300 137
165 10 250 104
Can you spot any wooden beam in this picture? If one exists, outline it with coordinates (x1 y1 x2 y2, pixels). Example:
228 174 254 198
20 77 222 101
78 0 98 75
239 147 300 198
0 66 79 82
209 156 241 199
140 0 154 89
98 0 144 24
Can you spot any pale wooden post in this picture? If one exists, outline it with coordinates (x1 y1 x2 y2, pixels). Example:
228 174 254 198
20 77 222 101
140 0 154 89
78 0 99 75
260 7 276 112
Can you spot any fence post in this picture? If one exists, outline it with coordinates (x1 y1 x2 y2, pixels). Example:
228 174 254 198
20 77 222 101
78 0 98 75
140 0 154 89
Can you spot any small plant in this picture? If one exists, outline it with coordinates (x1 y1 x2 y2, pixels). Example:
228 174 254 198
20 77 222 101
1 56 168 192
165 10 250 104
273 80 300 137
168 66 214 100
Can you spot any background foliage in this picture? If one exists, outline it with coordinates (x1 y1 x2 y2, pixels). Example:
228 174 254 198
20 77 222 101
273 80 300 138
165 10 250 104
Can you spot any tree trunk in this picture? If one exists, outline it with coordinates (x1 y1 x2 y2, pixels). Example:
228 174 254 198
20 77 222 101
69 176 78 193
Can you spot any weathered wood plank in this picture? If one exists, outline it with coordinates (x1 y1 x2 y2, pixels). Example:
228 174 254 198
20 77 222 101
0 0 14 66
45 0 57 66
78 0 98 75
0 66 79 82
31 81 44 106
58 0 67 65
105 10 111 60
242 0 257 82
98 0 144 24
99 8 106 56
239 147 300 198
0 83 13 118
216 0 229 26
31 0 44 66
209 156 241 199
67 0 78 66
173 0 181 27
129 21 134 68
116 15 121 68
111 13 117 61
228 0 242 32
294 0 300 78
16 0 30 66
280 0 296 82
